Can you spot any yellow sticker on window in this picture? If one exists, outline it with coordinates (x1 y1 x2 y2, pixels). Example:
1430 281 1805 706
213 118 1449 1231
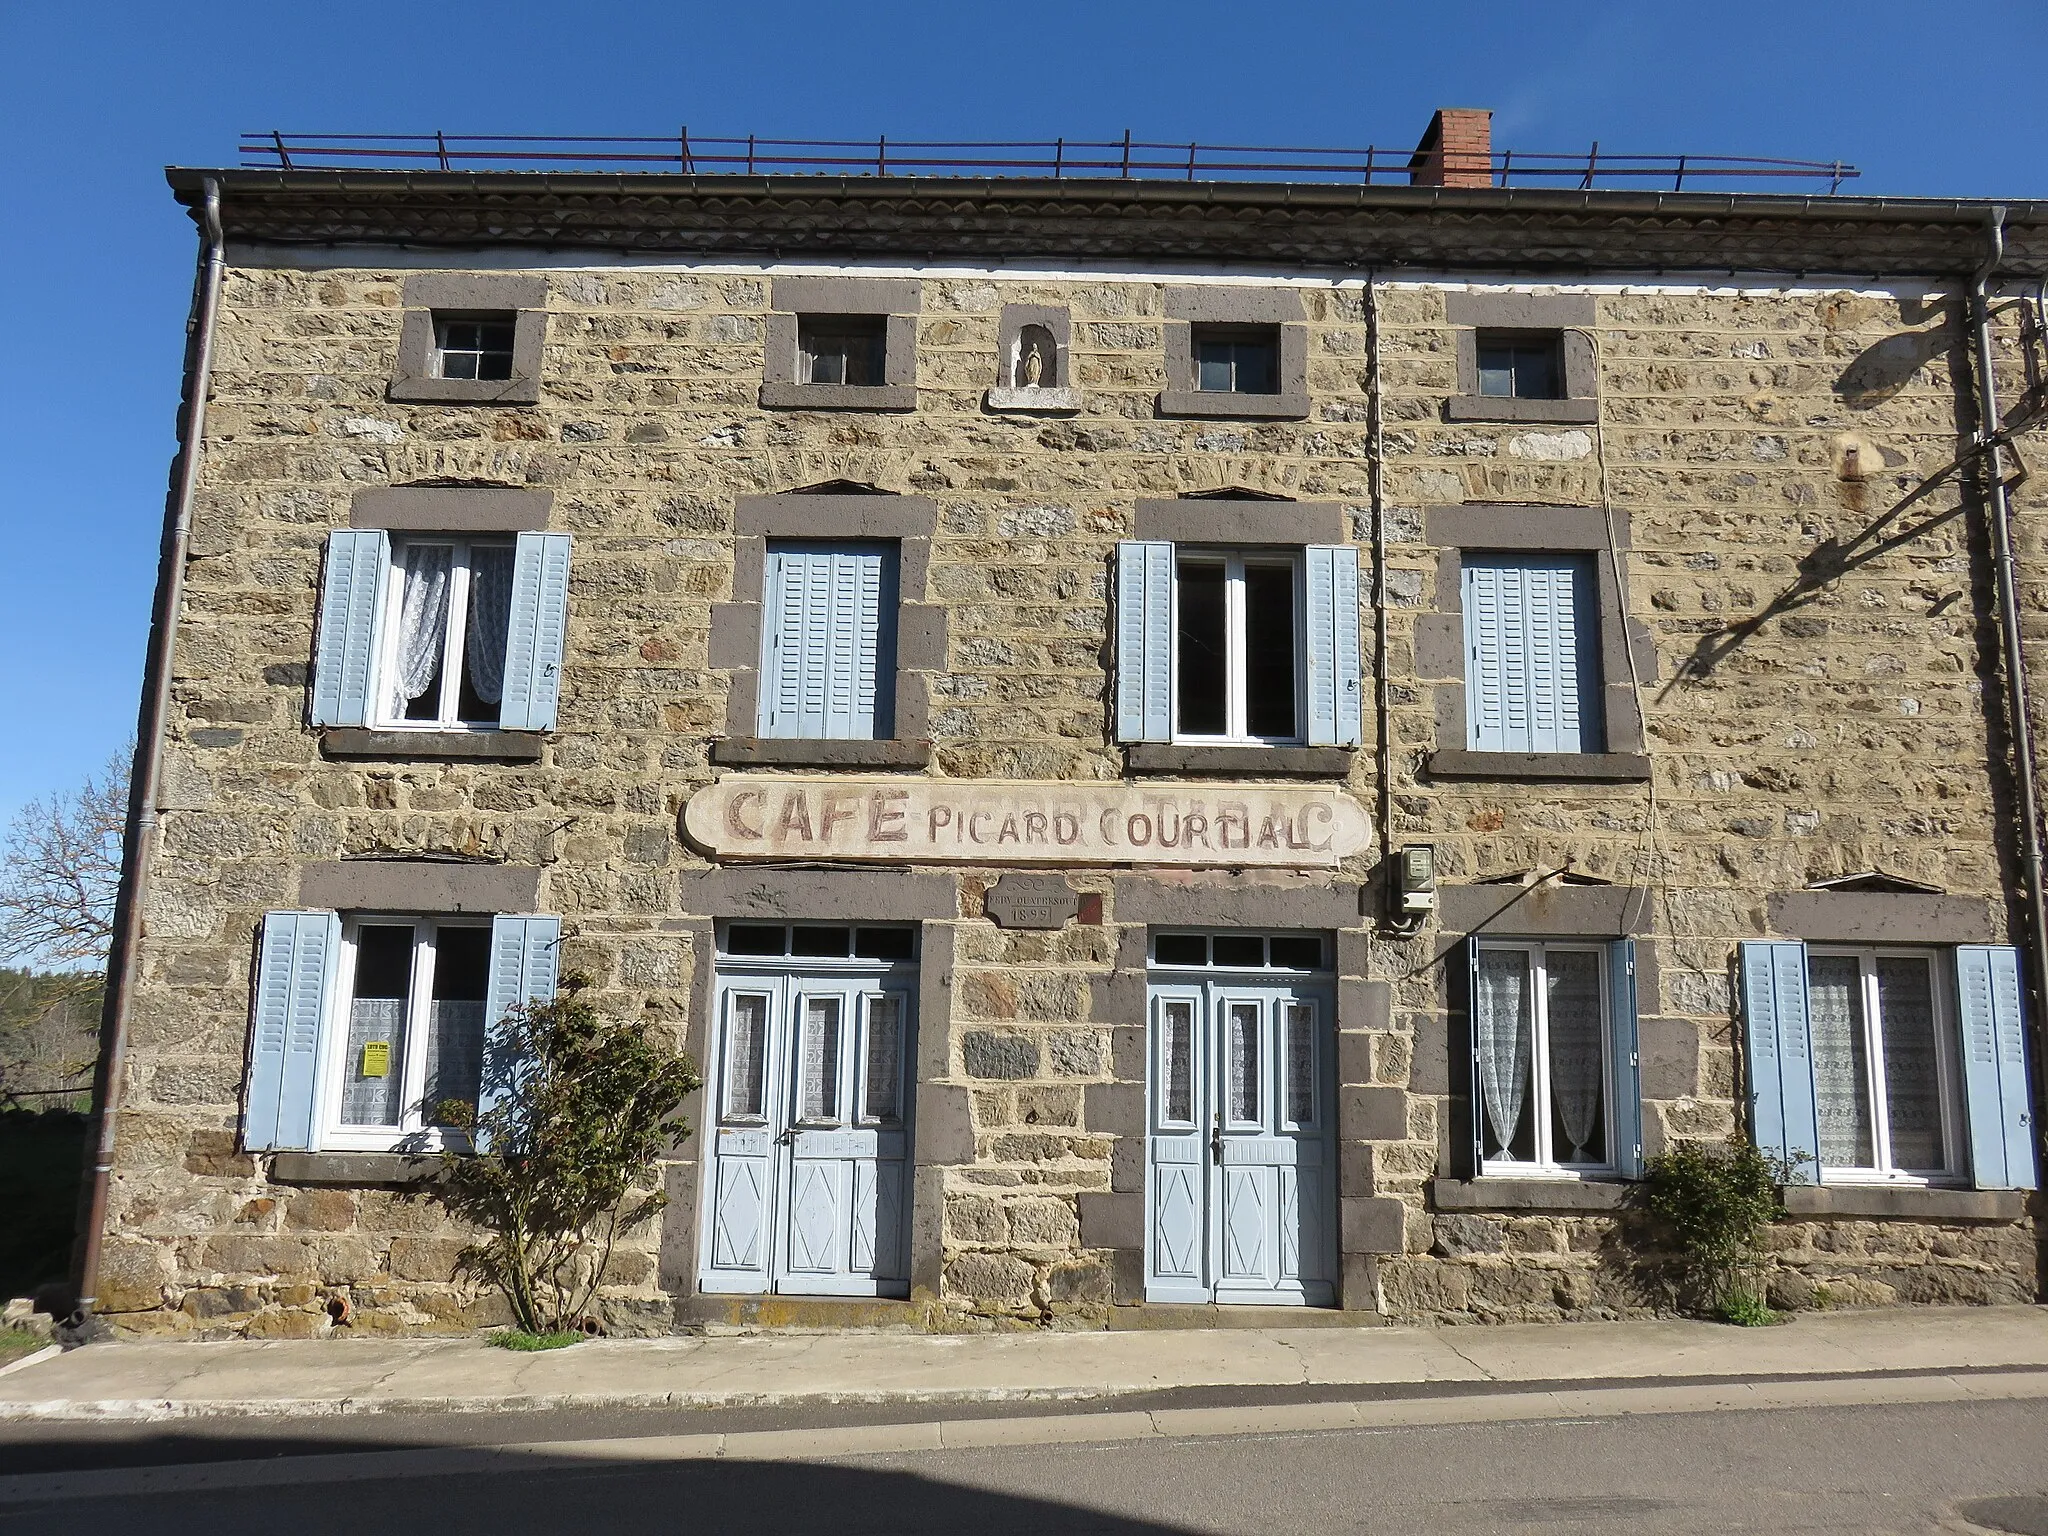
360 1040 391 1079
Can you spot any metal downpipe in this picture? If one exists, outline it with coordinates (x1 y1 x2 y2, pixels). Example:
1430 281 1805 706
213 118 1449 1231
1968 209 2048 1040
68 179 225 1326
1364 274 1407 934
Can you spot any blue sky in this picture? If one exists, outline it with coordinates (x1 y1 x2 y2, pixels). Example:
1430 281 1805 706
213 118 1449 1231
4 0 2045 826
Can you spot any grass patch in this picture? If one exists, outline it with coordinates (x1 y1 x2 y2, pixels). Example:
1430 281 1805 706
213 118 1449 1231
0 1329 51 1366
487 1329 582 1351
1715 1291 1784 1328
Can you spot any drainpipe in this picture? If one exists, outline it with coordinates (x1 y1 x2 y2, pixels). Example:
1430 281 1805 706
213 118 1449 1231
67 178 225 1329
1364 274 1413 934
1968 208 2048 1035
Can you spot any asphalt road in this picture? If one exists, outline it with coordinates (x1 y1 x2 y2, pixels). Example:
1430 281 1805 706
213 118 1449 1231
4 1395 2048 1534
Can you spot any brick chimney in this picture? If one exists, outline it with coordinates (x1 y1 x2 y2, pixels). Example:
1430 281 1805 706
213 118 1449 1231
1408 108 1494 188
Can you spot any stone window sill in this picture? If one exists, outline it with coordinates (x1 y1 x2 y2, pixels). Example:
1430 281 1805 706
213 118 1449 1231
986 386 1082 414
1444 395 1600 425
1126 743 1354 777
269 1152 449 1187
388 377 542 406
1781 1185 2028 1222
1425 749 1650 783
759 382 917 412
1433 1177 1635 1213
1155 390 1311 421
322 728 545 762
710 737 932 769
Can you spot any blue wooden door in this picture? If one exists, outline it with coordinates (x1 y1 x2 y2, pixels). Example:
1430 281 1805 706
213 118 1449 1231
701 967 913 1298
1146 978 1335 1305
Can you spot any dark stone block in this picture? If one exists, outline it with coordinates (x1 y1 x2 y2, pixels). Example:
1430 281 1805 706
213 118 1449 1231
962 1031 1040 1080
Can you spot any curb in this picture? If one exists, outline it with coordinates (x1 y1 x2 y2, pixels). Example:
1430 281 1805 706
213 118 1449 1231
0 1347 60 1383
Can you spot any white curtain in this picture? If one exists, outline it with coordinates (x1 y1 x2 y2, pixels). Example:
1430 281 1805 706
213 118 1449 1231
1228 1003 1260 1123
390 544 453 715
1808 956 1875 1168
1475 949 1532 1157
1546 951 1605 1162
863 995 902 1122
465 546 516 706
803 997 841 1121
342 997 406 1126
1877 958 1943 1170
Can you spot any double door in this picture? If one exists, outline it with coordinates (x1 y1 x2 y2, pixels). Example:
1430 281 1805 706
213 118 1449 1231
700 966 914 1297
1146 979 1336 1305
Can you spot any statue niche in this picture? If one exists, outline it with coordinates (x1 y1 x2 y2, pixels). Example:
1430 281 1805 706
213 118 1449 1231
1011 324 1058 390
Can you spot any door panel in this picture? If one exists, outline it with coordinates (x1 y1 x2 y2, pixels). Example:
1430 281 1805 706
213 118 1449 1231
702 970 913 1298
1147 977 1335 1305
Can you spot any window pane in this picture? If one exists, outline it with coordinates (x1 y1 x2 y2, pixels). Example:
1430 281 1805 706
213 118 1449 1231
423 926 490 1126
1176 559 1228 735
1232 340 1277 395
1876 957 1945 1171
474 322 515 381
1511 343 1560 400
343 925 413 1126
725 924 785 956
853 927 915 961
1154 933 1208 967
1195 339 1235 392
1244 562 1297 739
1545 949 1606 1164
791 926 851 957
804 345 847 385
1228 1001 1261 1123
799 319 885 386
1161 999 1194 1122
459 544 516 722
801 996 842 1121
392 543 454 722
1268 935 1322 970
1477 344 1515 397
863 994 903 1121
724 993 770 1120
1809 956 1876 1168
1475 948 1534 1160
1284 1002 1315 1125
1212 934 1265 968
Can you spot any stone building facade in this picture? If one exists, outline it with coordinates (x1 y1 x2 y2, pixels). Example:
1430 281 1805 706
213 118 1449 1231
82 113 2048 1337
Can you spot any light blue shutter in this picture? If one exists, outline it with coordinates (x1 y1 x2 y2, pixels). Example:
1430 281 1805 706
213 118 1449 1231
1607 938 1644 1178
1739 941 1821 1182
310 531 389 727
243 910 340 1152
476 915 562 1144
1116 541 1173 743
1955 946 2037 1190
1463 555 1601 753
500 532 572 732
760 544 895 740
1304 546 1363 748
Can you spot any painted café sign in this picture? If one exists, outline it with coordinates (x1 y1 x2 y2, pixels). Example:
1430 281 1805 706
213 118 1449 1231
683 776 1371 869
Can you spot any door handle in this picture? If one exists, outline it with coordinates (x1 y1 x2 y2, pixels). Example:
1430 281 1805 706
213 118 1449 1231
776 1126 797 1147
1209 1114 1223 1166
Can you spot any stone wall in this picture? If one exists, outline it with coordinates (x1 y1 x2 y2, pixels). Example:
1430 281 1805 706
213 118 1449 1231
98 256 2040 1337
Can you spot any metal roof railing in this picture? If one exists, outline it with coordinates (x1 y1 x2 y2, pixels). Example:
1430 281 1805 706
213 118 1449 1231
237 131 1861 194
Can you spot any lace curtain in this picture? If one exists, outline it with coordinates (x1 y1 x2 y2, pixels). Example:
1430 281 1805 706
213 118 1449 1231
465 546 516 706
1877 958 1943 1171
422 999 485 1125
863 996 902 1122
1809 955 1875 1168
1475 949 1531 1157
390 544 453 716
803 997 841 1121
342 997 406 1126
1545 951 1605 1162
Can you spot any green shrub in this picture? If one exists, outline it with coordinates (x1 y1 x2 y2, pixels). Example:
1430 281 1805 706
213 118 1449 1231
1645 1136 1796 1324
422 982 701 1336
487 1329 582 1351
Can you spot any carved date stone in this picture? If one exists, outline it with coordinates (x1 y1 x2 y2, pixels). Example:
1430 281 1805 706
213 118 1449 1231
984 873 1082 930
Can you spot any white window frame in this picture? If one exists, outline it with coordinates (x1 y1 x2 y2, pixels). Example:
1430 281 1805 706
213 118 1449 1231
431 315 517 381
1807 946 1965 1186
315 914 491 1153
369 536 515 731
1170 549 1305 746
1475 939 1615 1179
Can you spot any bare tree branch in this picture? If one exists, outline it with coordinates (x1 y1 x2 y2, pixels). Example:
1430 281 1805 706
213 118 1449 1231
0 748 130 971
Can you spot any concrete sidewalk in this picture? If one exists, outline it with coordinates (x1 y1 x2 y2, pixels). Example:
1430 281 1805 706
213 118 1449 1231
3 1305 2046 1423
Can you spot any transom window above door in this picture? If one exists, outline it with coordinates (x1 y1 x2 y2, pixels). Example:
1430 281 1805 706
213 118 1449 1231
721 923 917 962
1150 931 1328 972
